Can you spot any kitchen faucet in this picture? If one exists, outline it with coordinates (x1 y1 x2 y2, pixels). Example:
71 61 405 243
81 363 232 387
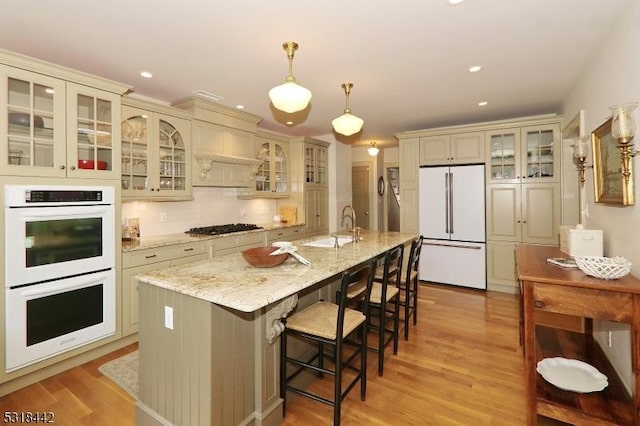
341 205 360 242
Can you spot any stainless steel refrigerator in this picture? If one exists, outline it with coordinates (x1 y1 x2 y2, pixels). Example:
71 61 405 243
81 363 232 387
419 164 486 289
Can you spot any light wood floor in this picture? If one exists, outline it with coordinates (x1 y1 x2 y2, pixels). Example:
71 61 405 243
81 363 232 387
0 283 566 425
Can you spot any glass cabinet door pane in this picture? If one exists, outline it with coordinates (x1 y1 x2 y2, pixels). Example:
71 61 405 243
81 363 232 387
316 147 327 184
76 94 114 171
121 115 149 191
7 78 56 168
160 119 187 192
305 146 315 183
255 143 271 192
489 133 516 179
525 129 554 179
274 143 288 193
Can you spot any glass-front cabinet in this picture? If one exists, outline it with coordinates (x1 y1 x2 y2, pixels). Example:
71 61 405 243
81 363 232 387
305 142 328 185
486 123 560 184
121 102 191 200
1 65 121 178
67 83 120 178
253 135 289 197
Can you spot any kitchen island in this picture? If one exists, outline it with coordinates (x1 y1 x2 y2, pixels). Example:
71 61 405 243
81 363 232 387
134 230 416 426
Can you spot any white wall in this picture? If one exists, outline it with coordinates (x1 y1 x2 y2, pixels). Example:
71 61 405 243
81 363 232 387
561 0 640 393
332 140 353 232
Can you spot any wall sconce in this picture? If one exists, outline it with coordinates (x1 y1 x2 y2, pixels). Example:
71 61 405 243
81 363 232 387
572 135 591 187
367 141 379 157
609 102 638 184
268 42 312 113
331 83 364 136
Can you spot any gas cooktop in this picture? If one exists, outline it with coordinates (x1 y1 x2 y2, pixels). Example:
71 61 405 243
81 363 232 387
185 223 263 235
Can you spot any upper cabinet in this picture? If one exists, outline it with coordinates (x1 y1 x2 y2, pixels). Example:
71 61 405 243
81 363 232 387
486 123 560 184
304 141 328 185
0 52 129 179
238 131 290 198
121 98 192 200
419 131 484 165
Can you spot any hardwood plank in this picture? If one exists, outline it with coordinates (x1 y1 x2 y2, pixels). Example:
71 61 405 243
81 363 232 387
0 284 571 425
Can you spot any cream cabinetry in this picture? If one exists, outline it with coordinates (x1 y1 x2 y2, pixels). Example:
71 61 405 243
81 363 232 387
398 137 420 233
121 98 192 200
121 240 208 336
0 51 129 179
173 96 262 188
265 225 303 244
486 123 560 184
211 232 264 257
419 131 484 165
279 137 330 237
238 131 290 198
397 115 563 293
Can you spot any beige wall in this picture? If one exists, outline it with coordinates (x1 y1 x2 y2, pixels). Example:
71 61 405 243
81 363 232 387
561 0 640 393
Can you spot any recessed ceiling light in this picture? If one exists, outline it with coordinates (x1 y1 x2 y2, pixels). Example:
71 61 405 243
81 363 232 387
140 71 153 79
236 105 245 110
468 65 482 73
448 0 464 4
478 101 488 106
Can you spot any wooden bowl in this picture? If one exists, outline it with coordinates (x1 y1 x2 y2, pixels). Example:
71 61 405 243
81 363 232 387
241 246 289 268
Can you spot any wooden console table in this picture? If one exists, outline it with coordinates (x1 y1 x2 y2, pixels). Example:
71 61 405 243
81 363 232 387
516 244 640 426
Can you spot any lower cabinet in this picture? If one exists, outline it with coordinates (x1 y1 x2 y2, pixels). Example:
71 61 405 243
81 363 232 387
304 186 328 237
121 241 208 336
265 225 303 244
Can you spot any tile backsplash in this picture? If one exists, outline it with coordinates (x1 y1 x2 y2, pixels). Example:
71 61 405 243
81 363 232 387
122 187 277 236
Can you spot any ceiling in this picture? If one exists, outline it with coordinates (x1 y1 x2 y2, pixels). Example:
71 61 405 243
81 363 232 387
0 0 630 148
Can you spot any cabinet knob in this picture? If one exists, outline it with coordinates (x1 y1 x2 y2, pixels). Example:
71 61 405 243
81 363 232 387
534 300 545 309
70 165 76 170
60 165 66 170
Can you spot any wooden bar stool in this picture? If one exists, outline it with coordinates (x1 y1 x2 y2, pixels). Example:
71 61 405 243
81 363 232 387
398 235 423 340
280 260 375 426
369 243 403 375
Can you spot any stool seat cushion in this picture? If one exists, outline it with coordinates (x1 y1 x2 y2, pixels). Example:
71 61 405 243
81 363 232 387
373 264 398 280
287 301 366 340
370 282 400 304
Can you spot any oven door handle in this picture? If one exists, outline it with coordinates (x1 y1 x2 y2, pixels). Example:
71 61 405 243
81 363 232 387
18 273 108 298
19 206 111 220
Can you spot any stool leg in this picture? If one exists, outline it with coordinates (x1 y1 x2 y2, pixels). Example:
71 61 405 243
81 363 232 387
413 278 418 325
393 296 399 354
378 303 385 376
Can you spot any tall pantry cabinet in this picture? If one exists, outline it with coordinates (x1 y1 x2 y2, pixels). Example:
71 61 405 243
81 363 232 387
396 115 563 293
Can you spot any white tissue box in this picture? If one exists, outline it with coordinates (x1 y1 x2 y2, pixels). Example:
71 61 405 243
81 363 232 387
559 225 603 257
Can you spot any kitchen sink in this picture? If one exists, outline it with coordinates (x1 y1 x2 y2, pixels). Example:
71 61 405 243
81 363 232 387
303 236 352 248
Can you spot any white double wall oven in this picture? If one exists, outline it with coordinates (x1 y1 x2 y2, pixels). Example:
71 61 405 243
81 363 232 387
4 184 116 372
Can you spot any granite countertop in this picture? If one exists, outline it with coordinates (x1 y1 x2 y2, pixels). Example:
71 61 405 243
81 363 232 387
135 230 417 313
122 222 303 253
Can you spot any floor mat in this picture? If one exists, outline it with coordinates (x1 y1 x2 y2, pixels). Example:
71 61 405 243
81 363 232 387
98 350 138 399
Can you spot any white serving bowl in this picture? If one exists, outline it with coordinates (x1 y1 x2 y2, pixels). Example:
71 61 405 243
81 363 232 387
574 256 632 279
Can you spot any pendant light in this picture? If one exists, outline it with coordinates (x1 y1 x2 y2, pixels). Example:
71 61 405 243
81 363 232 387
268 42 312 113
367 141 379 157
331 83 364 136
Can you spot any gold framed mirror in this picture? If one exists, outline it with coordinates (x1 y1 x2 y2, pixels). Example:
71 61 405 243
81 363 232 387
592 118 634 205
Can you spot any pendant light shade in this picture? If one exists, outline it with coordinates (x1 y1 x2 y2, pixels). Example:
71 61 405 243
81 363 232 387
268 42 312 113
367 141 379 157
331 83 364 136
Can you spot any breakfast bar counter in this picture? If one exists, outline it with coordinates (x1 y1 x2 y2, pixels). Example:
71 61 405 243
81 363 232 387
134 231 416 426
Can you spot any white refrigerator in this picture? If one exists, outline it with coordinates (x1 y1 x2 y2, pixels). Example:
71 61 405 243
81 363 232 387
419 164 486 289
